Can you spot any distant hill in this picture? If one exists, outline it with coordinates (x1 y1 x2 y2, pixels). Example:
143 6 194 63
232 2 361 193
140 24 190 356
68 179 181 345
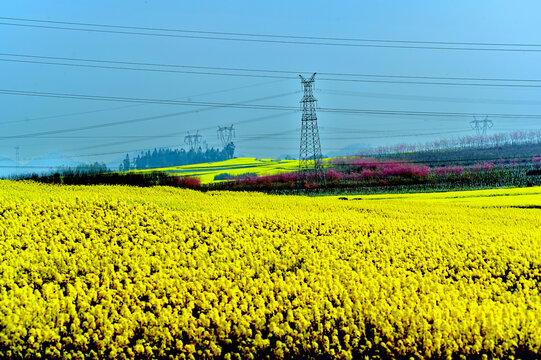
0 157 18 178
326 143 372 158
27 153 83 173
0 153 84 177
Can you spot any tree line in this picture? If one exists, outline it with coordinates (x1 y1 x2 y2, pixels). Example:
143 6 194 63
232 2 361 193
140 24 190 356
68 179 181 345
120 143 235 171
363 130 541 156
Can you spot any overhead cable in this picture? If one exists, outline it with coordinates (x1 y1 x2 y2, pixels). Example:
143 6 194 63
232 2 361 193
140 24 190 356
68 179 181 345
2 17 541 52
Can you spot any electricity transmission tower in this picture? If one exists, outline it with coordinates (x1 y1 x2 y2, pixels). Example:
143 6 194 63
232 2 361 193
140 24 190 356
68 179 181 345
470 116 493 137
184 131 202 151
217 125 236 159
298 73 324 180
217 125 235 147
15 146 19 176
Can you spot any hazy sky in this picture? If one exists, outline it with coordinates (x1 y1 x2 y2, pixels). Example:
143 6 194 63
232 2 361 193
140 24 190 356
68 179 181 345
1 1 541 166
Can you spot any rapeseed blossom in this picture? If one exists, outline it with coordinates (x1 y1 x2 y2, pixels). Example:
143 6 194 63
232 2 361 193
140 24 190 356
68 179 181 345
0 181 540 359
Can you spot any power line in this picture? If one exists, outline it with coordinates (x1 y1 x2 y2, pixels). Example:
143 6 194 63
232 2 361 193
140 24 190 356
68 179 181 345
0 89 298 109
13 128 472 141
0 58 291 80
2 17 541 52
2 89 541 121
320 126 461 133
5 16 541 47
319 108 541 119
238 129 471 141
71 121 461 158
69 112 297 154
0 90 297 139
317 79 541 88
9 135 183 139
317 89 541 106
3 56 541 88
0 79 284 126
69 121 294 158
9 127 541 162
2 53 540 83
1 124 516 140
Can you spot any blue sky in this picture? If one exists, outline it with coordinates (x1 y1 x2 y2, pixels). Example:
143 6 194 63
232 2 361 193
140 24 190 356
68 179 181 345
1 1 540 167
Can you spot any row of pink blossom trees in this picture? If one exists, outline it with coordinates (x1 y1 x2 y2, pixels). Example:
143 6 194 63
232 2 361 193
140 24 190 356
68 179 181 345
232 158 507 188
208 154 541 191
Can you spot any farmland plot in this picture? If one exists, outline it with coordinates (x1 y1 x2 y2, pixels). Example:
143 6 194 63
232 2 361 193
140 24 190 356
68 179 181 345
0 181 540 359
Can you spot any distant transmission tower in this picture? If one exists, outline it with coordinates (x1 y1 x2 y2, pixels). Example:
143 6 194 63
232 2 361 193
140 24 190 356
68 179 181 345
184 131 202 151
217 125 235 148
217 125 236 159
15 146 20 176
298 73 324 180
470 116 493 137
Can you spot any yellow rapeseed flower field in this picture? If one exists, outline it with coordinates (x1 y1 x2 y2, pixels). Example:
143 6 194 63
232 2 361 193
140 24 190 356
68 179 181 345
0 181 540 360
137 157 300 184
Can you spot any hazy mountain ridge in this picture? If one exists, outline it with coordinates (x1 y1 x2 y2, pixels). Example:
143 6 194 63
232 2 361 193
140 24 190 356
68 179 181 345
0 153 83 178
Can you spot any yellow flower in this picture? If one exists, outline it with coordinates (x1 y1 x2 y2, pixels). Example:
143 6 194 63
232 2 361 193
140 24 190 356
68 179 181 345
0 181 539 359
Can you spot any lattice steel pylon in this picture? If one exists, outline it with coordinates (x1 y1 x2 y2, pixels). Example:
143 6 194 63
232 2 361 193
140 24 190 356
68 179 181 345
184 131 202 151
217 125 235 148
470 116 493 137
298 73 324 180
